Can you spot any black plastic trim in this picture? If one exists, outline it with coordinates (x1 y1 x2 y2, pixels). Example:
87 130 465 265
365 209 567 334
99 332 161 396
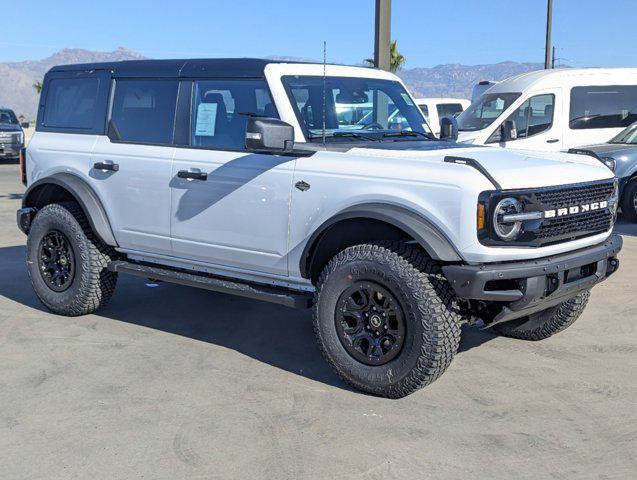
443 234 622 324
22 173 118 246
300 203 463 278
444 156 502 190
108 260 313 309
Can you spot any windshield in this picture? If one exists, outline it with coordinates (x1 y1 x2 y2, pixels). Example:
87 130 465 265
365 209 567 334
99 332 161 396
282 76 432 141
457 92 521 132
0 110 18 125
609 122 637 144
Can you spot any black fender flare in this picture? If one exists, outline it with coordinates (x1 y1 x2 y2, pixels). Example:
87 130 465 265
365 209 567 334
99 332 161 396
22 173 118 247
300 203 463 278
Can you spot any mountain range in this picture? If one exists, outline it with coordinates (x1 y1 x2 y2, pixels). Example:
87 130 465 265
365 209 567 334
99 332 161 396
0 47 545 119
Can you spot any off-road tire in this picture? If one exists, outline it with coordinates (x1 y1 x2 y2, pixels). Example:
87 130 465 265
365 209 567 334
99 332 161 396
621 179 637 222
493 291 590 341
26 202 118 316
313 242 462 398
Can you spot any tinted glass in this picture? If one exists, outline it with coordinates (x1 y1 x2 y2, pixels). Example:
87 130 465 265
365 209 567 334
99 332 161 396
609 122 637 144
436 103 464 119
570 86 637 130
457 92 521 131
43 78 99 129
190 79 276 150
283 76 430 141
488 94 554 143
110 79 178 144
0 110 18 125
418 104 430 122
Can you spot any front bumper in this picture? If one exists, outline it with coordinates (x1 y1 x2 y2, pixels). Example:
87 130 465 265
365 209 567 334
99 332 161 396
443 234 622 325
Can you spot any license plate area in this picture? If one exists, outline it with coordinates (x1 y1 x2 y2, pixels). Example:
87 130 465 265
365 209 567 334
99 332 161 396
564 261 597 284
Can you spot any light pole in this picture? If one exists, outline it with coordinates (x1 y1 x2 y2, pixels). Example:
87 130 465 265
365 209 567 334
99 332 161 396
545 0 553 69
374 0 391 71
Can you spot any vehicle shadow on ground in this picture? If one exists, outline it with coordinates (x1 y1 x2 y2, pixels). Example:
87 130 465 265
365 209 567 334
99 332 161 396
0 244 494 392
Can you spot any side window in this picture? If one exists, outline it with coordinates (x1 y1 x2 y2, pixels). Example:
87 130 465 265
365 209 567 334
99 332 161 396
570 85 637 129
110 79 178 144
436 103 464 119
419 104 430 123
488 94 554 142
43 77 99 129
191 79 277 150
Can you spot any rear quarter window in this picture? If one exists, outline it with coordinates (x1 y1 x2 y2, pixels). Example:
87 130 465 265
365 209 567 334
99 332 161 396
43 77 100 129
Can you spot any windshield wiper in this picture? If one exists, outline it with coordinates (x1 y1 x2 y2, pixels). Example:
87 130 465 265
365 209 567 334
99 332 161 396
382 130 437 140
308 132 380 142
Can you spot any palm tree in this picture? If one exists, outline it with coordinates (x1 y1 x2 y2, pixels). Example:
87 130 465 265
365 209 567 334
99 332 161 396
365 40 406 72
33 81 43 94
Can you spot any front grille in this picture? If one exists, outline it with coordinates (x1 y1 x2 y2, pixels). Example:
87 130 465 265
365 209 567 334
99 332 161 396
479 180 616 247
535 181 615 209
537 209 613 241
531 180 615 245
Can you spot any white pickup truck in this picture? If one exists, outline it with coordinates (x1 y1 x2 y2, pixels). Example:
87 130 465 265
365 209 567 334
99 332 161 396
17 59 621 397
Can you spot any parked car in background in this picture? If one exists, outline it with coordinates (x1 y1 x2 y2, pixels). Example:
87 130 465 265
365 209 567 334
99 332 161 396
0 108 27 161
416 97 470 137
456 68 637 152
573 121 637 221
471 80 498 102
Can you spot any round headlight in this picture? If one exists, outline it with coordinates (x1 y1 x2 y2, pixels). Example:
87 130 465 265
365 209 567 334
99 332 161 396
493 197 523 241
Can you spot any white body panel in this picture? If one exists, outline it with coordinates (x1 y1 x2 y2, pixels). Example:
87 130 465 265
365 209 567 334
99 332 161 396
169 148 294 276
91 136 175 255
458 68 637 152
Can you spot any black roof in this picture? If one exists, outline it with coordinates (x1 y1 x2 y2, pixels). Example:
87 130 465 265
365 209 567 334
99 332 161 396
48 58 322 78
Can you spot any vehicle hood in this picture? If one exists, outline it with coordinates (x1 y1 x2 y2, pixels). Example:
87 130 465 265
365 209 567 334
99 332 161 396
0 124 21 132
347 143 614 190
579 143 637 159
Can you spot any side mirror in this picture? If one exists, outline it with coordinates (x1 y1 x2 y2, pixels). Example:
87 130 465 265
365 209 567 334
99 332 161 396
439 116 458 141
20 122 29 129
500 119 518 142
245 117 294 153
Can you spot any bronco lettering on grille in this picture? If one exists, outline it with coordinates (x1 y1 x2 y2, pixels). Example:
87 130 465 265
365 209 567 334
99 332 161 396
544 201 608 219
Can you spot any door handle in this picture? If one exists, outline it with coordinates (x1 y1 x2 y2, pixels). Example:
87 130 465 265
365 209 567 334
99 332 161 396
177 169 207 181
546 139 560 143
93 161 119 171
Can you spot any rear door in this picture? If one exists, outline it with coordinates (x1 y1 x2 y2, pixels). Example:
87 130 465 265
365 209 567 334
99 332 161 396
169 78 295 277
91 78 178 255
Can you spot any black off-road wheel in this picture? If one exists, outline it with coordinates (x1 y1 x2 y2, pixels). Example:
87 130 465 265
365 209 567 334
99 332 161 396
26 202 118 316
493 291 590 341
313 242 462 398
621 180 637 222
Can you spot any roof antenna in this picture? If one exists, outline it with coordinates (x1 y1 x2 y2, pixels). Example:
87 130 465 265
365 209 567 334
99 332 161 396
322 40 327 147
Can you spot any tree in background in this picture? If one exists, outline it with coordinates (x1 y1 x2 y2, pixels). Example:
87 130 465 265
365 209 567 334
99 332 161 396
365 40 406 72
33 81 42 94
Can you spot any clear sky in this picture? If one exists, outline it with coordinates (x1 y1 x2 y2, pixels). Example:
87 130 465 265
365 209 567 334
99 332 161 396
1 0 634 68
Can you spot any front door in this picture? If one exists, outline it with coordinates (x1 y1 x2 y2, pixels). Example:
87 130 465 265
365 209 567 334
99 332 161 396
169 78 294 277
488 90 563 151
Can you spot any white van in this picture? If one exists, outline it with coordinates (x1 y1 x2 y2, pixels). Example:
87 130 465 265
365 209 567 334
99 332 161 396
456 68 637 152
416 97 470 137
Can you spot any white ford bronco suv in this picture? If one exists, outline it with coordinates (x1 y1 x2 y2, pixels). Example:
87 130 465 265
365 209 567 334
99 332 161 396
17 59 622 398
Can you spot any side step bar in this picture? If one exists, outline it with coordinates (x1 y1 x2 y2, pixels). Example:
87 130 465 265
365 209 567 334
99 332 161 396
107 260 313 309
